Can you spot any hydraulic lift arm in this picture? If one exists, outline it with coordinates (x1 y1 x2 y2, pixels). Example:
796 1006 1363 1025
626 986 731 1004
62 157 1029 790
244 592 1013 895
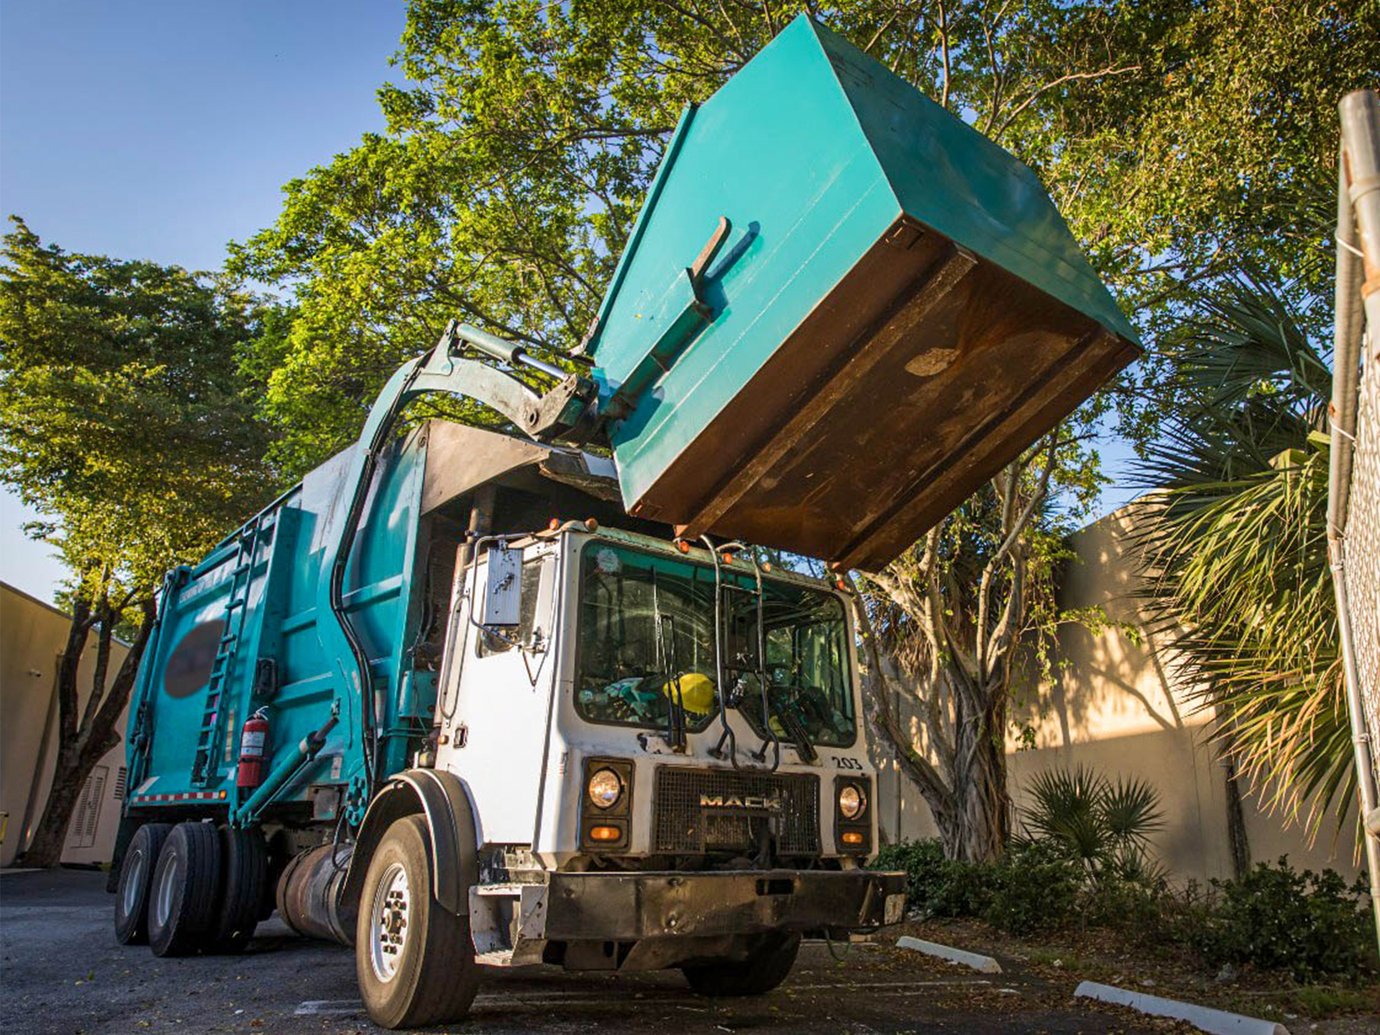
314 321 598 805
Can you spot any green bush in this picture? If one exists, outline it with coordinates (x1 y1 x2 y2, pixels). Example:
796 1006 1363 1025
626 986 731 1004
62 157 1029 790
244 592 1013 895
982 840 1081 935
1193 858 1376 982
872 838 991 919
872 838 1082 935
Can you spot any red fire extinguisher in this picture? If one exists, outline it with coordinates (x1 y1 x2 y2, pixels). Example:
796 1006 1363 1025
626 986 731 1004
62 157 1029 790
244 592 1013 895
237 707 270 789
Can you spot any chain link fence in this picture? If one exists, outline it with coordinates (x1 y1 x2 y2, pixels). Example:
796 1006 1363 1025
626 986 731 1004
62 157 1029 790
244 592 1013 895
1344 333 1380 793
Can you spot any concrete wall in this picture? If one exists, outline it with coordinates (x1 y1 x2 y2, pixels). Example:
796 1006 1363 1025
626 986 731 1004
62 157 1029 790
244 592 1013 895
1 582 130 867
874 510 1362 883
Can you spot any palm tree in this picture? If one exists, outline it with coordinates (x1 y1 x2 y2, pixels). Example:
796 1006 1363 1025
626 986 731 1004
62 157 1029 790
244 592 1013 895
1134 271 1356 841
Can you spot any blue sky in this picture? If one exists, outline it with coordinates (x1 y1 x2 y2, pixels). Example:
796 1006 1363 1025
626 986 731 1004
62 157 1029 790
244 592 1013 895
0 0 406 602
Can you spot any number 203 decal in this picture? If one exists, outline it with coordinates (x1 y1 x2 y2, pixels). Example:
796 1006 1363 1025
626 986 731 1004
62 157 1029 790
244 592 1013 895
832 756 863 770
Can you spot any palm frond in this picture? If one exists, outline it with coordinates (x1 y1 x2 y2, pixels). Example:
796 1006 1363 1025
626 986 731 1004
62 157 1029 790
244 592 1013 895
1132 269 1352 840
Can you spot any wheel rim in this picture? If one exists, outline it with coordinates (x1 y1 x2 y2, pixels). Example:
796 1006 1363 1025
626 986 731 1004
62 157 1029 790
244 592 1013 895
122 846 147 916
368 862 411 983
154 851 179 929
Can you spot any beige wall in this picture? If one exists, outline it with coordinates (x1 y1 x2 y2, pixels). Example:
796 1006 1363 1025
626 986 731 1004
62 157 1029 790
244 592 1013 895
1 582 130 867
874 510 1362 883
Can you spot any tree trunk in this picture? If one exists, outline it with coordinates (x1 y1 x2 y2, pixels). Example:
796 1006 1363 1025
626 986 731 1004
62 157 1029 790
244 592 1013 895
22 598 157 868
920 691 1010 863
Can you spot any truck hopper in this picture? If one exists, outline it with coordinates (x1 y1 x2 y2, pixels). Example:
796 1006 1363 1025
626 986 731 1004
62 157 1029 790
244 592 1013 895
582 15 1139 571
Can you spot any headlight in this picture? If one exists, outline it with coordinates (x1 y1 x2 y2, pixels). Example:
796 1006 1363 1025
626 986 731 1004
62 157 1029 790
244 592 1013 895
587 767 624 810
838 783 866 820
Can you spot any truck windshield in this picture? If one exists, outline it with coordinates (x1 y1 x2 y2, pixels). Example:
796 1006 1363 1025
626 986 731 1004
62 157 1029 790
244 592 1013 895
575 541 856 747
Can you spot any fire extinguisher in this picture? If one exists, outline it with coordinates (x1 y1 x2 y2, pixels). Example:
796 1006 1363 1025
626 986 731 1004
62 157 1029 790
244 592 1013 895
237 707 270 789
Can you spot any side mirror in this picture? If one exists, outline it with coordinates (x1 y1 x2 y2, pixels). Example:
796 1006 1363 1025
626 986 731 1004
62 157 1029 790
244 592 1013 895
480 544 522 626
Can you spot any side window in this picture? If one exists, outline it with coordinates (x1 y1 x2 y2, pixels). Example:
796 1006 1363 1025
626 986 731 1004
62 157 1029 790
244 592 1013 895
476 558 543 657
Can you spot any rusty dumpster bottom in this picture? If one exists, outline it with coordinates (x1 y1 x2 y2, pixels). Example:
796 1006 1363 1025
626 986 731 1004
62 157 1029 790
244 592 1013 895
537 869 905 972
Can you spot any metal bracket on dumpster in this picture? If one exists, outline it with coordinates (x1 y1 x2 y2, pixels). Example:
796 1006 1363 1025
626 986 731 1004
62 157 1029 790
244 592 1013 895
599 216 732 422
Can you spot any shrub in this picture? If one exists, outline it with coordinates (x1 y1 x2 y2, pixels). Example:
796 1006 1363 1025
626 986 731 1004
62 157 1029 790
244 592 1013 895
1022 766 1164 880
1193 858 1376 982
982 840 1081 935
872 837 1083 935
872 839 992 919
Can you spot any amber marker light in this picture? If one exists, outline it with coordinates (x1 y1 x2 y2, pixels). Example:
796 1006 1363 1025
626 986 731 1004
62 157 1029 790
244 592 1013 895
676 540 691 554
589 825 622 842
584 517 599 531
762 561 773 572
841 831 865 846
548 518 561 530
722 552 734 565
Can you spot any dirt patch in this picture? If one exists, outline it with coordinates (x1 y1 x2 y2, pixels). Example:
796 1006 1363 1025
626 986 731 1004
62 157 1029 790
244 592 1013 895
888 917 1380 1031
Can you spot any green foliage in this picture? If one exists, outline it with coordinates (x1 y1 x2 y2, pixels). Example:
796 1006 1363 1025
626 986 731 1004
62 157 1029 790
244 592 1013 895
1133 273 1351 836
982 840 1083 935
1022 765 1165 881
230 1 1378 474
876 838 1377 980
0 216 279 596
873 837 1083 935
1194 859 1376 982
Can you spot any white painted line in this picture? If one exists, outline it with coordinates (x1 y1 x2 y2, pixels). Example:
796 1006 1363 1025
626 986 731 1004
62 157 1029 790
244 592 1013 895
1074 981 1290 1035
895 935 1003 974
295 1000 363 1016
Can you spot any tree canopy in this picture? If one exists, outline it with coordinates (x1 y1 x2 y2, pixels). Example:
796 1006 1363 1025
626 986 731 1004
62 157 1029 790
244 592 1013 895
0 217 280 864
1 217 278 589
233 0 1377 473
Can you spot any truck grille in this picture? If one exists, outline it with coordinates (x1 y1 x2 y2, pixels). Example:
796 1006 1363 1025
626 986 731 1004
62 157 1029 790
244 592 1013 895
653 766 820 856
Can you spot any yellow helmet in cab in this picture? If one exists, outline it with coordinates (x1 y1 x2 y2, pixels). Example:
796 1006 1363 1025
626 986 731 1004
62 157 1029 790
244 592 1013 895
661 671 716 715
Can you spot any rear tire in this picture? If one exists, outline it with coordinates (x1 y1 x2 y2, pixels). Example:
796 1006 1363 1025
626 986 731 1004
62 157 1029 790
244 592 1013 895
355 815 480 1029
114 822 172 945
208 826 267 953
148 821 222 957
682 932 801 997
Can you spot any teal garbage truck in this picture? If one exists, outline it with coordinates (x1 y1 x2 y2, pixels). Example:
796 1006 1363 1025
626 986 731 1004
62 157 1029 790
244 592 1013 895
108 15 1138 1029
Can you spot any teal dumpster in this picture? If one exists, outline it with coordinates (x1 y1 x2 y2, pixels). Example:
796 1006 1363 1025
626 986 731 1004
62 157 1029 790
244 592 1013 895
583 15 1138 571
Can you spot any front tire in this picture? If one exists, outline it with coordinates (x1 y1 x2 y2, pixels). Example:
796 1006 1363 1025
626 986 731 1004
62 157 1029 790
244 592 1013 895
114 822 172 945
355 815 479 1029
682 932 801 997
148 821 222 957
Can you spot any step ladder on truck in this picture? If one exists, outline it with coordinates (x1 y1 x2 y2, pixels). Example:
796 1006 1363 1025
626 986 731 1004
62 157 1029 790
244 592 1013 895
107 15 1140 1030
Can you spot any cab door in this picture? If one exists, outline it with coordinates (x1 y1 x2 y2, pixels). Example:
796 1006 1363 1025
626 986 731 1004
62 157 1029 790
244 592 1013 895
436 543 558 845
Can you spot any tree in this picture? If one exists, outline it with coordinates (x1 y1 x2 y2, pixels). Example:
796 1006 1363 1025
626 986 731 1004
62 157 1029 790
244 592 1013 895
0 218 277 866
232 1 1375 860
1132 272 1352 841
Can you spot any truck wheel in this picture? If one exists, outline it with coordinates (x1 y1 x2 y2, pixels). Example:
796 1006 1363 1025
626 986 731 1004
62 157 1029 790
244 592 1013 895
207 826 267 953
148 821 222 957
114 822 172 945
682 932 801 997
355 815 480 1029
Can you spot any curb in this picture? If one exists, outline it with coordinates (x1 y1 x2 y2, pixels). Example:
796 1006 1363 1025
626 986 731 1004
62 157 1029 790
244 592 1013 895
1074 980 1290 1035
895 936 1003 974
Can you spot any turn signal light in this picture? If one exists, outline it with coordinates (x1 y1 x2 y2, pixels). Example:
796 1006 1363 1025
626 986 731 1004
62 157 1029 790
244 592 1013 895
589 825 622 842
841 831 865 846
677 540 691 554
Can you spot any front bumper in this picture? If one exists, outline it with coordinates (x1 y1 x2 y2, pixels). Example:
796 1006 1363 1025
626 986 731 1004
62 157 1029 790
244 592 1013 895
539 868 906 941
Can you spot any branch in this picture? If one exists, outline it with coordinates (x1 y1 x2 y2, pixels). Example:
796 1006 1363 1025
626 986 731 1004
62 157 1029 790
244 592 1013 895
994 64 1142 138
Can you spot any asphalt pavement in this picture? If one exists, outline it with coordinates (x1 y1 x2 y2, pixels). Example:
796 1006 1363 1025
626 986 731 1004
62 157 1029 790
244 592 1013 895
0 868 1172 1034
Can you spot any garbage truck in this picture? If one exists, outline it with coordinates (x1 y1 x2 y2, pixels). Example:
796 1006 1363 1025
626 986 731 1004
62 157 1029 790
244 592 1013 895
108 15 1139 1030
